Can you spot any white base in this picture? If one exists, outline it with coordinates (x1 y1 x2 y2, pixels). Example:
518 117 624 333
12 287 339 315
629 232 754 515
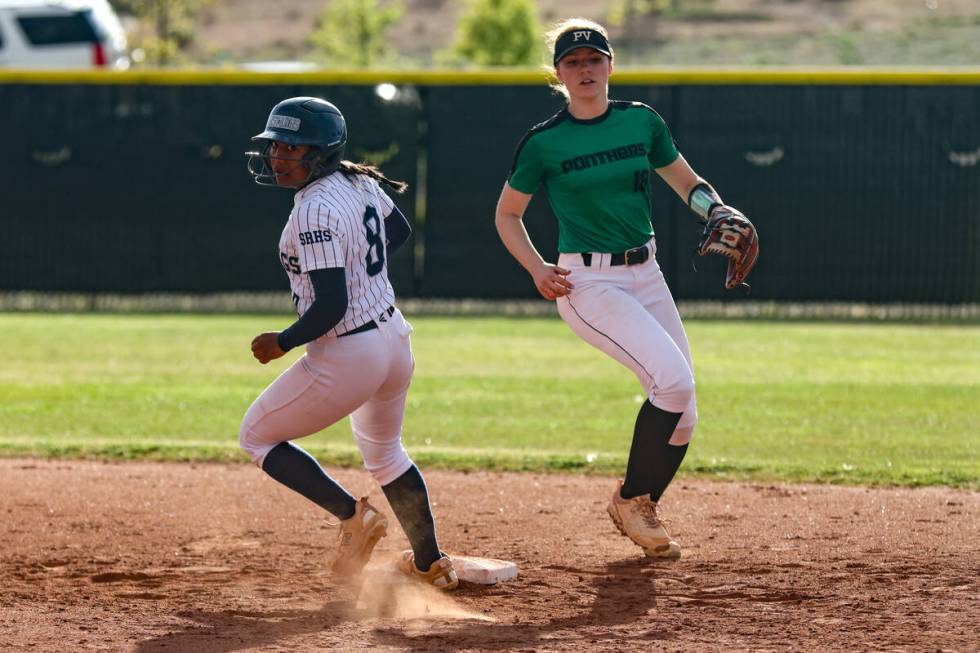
451 555 518 585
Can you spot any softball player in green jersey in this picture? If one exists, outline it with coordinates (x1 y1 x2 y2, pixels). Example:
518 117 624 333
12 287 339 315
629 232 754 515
496 18 747 560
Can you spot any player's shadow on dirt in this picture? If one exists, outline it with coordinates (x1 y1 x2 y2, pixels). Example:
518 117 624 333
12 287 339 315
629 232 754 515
134 600 355 653
373 556 675 650
133 559 670 652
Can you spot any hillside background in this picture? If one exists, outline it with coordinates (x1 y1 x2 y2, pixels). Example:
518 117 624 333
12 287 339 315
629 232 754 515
122 0 980 67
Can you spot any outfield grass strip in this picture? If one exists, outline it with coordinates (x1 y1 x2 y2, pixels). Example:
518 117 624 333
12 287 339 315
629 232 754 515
1 437 974 488
3 315 977 488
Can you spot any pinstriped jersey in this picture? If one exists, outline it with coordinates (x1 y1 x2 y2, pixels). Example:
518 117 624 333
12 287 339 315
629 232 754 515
278 171 396 337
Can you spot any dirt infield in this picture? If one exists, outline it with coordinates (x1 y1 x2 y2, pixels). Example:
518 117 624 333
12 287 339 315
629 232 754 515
1 459 977 652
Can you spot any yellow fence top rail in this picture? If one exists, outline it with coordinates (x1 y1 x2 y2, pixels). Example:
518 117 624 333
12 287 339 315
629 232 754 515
1 68 979 86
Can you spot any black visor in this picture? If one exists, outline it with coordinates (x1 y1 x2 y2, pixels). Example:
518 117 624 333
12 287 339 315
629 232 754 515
553 29 611 66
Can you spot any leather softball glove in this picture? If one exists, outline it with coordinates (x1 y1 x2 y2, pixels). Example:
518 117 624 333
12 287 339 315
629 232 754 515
697 206 760 290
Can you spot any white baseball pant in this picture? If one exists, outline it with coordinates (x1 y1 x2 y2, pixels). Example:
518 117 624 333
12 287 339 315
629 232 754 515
239 307 416 486
556 238 697 445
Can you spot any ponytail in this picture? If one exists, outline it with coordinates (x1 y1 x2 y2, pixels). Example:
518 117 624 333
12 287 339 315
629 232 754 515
337 160 408 194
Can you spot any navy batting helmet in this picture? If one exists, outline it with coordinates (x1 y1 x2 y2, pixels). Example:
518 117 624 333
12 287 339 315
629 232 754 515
246 96 348 188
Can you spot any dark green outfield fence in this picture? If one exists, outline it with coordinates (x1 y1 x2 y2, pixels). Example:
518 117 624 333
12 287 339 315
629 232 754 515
2 70 978 302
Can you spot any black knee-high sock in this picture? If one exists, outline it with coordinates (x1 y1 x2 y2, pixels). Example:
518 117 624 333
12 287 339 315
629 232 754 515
620 400 684 500
382 465 441 572
261 442 357 520
649 441 688 503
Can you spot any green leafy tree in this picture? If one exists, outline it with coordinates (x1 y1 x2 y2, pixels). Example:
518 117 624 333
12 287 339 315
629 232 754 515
452 0 541 66
112 0 210 66
309 0 404 67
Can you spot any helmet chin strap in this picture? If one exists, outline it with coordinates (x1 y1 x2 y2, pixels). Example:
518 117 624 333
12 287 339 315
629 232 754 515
273 149 327 189
290 149 327 188
273 159 314 189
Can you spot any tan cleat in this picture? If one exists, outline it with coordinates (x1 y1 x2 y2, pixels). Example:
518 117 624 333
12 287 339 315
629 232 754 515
330 497 388 577
607 480 681 559
397 551 460 591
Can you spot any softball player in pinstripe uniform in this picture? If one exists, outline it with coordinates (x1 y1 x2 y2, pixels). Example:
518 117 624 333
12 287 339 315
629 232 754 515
497 20 749 560
241 97 458 590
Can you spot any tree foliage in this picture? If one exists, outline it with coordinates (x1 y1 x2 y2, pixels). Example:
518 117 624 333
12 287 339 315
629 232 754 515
309 0 405 67
112 0 209 66
452 0 541 66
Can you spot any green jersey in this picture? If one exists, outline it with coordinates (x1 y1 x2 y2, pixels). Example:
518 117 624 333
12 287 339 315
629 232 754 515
508 101 679 253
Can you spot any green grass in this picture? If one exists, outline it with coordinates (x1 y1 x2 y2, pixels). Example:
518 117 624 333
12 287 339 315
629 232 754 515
1 313 977 487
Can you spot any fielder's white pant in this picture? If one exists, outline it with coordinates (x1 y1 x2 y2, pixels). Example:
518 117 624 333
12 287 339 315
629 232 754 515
557 238 697 445
239 307 416 486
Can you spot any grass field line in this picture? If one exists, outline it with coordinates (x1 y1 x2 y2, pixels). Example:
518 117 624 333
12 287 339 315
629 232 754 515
0 435 620 467
0 434 611 458
2 293 978 321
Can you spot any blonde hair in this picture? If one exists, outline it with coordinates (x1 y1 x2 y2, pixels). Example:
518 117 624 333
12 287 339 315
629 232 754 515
544 18 614 99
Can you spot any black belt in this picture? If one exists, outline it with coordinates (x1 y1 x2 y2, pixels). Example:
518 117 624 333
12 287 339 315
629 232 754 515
581 245 649 267
338 306 395 338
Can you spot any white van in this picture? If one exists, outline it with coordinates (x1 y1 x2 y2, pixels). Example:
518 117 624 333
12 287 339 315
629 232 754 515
0 0 128 68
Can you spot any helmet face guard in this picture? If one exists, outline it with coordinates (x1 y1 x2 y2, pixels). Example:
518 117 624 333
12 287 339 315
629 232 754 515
245 143 328 188
245 97 348 189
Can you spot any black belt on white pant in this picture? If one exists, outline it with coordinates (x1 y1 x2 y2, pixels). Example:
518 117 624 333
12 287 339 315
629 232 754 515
338 306 395 338
581 244 650 267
